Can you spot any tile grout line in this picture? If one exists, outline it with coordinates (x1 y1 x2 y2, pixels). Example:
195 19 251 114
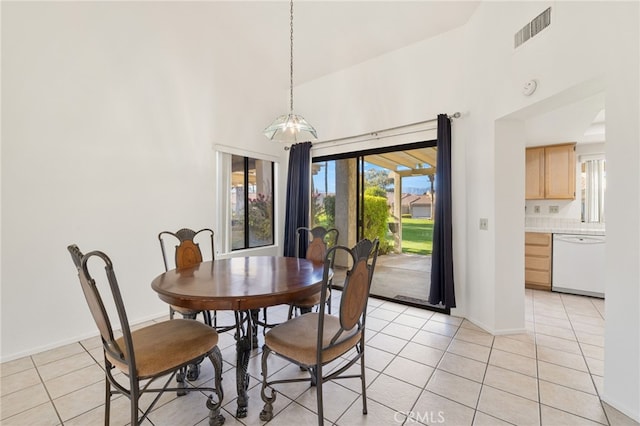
403 315 458 426
532 292 543 426
369 305 415 425
468 324 493 426
532 292 609 426
31 354 65 426
560 293 611 426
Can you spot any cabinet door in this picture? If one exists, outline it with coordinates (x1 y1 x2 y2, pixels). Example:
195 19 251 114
544 143 576 199
525 147 545 199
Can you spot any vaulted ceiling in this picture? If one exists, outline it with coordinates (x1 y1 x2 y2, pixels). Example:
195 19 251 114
220 1 480 87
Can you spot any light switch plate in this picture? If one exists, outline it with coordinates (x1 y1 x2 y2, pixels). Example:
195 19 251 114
534 205 540 214
549 205 559 214
479 218 489 230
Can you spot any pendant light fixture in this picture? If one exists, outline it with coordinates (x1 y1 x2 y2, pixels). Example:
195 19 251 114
263 0 317 142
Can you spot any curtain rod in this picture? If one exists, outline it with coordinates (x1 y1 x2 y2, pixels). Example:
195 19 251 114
284 112 460 151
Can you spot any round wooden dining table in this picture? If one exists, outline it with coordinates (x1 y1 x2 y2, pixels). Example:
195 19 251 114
151 256 327 418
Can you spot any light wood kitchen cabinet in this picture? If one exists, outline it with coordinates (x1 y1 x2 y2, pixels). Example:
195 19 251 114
525 143 576 200
525 147 545 199
525 232 552 290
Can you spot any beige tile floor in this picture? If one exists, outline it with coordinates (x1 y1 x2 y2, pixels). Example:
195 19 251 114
1 289 638 426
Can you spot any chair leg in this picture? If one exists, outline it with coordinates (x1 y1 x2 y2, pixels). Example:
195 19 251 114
104 378 111 426
259 347 276 421
261 308 268 335
360 346 368 415
187 359 201 381
287 304 295 319
206 346 225 426
176 367 187 396
130 380 140 426
327 280 333 315
316 364 324 426
203 310 213 327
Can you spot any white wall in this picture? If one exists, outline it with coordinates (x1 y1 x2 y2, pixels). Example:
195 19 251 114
298 1 639 419
1 2 286 360
601 6 640 417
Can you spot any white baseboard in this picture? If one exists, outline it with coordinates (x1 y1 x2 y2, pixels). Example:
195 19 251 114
1 311 167 363
462 316 526 336
602 396 640 423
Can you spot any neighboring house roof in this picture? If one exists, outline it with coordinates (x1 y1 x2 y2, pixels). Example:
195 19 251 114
386 192 433 207
409 194 433 207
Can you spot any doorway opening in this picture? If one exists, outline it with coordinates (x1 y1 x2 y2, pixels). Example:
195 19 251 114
311 141 446 312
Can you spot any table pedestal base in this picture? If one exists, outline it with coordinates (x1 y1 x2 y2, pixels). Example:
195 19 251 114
234 310 260 418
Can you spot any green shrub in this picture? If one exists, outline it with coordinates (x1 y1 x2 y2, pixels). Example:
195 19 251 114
323 195 336 228
248 193 272 242
363 195 389 250
364 186 387 198
311 192 324 225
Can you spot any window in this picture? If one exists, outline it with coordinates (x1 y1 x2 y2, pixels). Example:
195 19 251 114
581 156 605 223
231 155 274 250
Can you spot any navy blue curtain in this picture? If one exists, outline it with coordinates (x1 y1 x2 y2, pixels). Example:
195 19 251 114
428 114 456 308
283 142 312 257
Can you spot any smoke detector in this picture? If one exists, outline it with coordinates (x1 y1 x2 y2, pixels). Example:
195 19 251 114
523 79 538 96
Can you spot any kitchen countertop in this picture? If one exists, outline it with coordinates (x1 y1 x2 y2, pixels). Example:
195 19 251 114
525 227 605 236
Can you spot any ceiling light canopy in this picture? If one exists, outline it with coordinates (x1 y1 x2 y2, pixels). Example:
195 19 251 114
263 0 317 142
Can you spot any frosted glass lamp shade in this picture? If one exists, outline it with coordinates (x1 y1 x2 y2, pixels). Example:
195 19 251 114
263 113 318 142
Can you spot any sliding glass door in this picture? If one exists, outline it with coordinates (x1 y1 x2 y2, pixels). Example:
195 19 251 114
312 141 440 308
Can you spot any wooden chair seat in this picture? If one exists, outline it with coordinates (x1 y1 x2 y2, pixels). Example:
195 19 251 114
265 313 359 366
107 319 218 379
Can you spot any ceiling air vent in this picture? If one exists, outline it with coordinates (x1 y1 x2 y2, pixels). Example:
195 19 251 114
514 7 551 49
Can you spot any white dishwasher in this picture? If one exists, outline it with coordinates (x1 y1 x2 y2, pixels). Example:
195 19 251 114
552 234 606 298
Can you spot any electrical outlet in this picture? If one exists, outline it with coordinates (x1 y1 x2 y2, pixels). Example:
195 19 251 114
479 218 489 230
534 205 540 214
549 205 559 214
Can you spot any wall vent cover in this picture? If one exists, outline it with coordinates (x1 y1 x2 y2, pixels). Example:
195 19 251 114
515 7 551 48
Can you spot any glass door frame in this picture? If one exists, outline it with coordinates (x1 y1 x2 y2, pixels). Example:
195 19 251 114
313 139 448 312
313 140 437 239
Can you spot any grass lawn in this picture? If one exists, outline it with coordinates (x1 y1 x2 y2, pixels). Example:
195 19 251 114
400 218 434 255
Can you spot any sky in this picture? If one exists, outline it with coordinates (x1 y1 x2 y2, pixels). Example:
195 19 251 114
312 161 433 195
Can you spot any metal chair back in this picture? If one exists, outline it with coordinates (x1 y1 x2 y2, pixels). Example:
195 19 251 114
319 238 379 349
68 245 133 372
296 226 339 263
158 228 214 272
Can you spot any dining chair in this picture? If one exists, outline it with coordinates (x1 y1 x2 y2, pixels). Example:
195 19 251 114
159 228 235 380
288 226 339 318
158 228 214 326
67 244 225 426
259 226 339 334
159 228 234 329
258 238 379 425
